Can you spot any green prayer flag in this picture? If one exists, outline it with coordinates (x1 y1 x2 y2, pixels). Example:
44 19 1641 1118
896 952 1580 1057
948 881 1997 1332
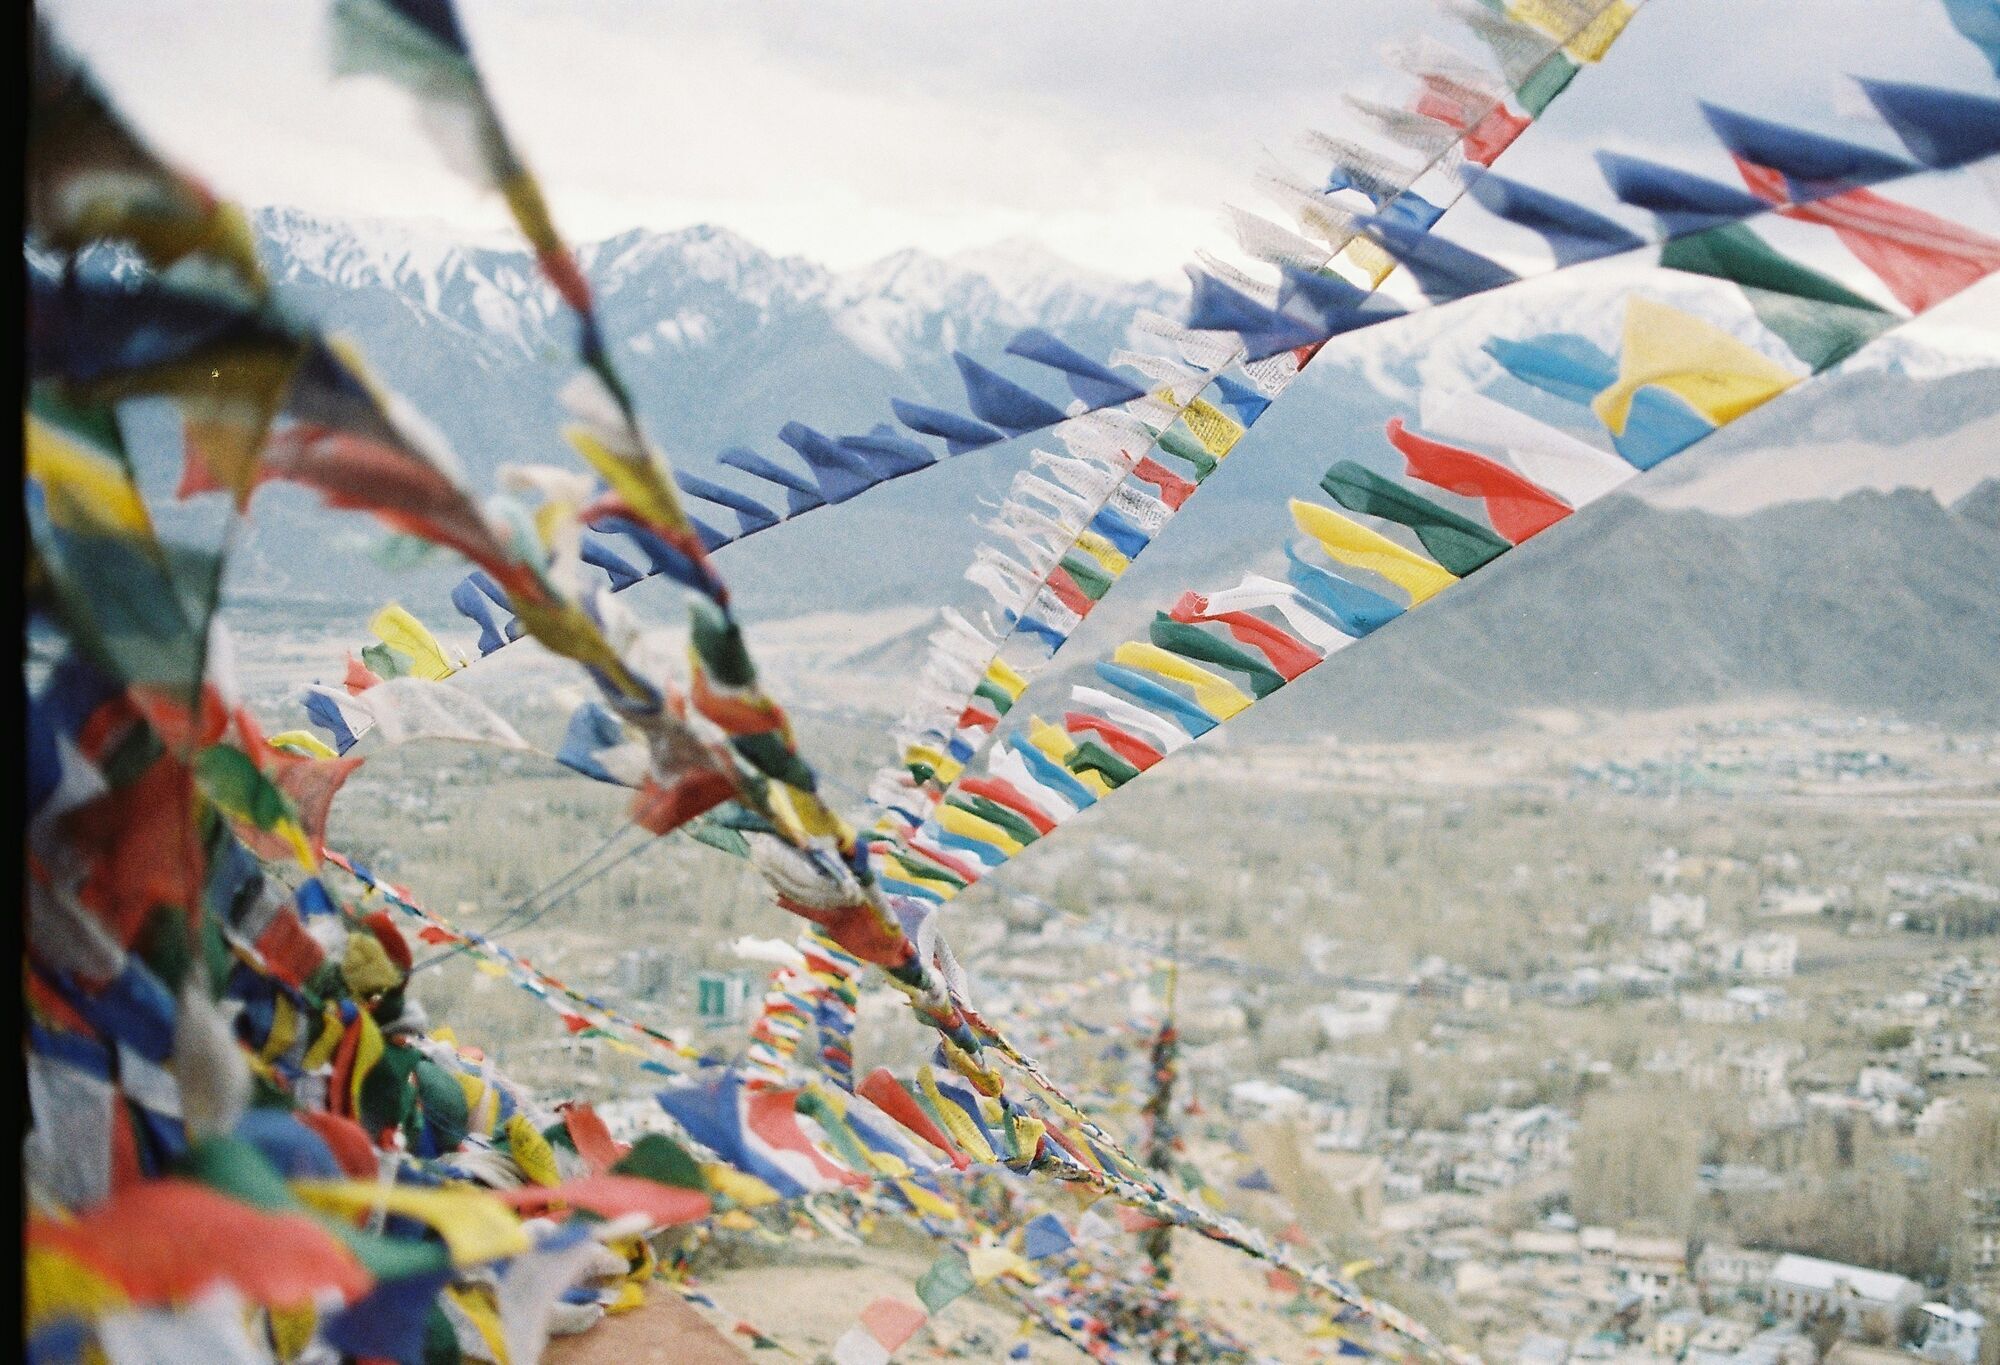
194 745 296 833
689 819 751 859
1059 553 1115 601
972 678 1017 715
1515 53 1578 117
951 795 1040 846
690 599 757 687
411 1056 470 1153
1660 223 1896 371
1156 428 1218 479
1149 615 1287 698
176 1136 448 1281
1066 738 1140 787
362 640 410 681
1739 287 1899 373
1318 460 1509 576
904 848 972 892
1662 223 1885 310
917 1250 977 1312
613 1133 711 1191
423 1303 464 1365
733 733 817 792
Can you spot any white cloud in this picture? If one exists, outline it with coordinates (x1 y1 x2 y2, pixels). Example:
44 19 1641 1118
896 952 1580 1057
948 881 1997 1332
40 0 2000 288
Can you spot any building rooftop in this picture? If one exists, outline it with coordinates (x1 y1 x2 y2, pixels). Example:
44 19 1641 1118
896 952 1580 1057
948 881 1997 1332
1767 1253 1919 1304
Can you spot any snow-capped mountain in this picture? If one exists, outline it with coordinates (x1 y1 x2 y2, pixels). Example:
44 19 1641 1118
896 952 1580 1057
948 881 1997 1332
252 206 1173 392
204 207 1175 604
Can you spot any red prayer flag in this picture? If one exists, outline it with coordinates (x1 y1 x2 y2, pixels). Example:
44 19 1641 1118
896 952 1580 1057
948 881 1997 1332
861 1297 928 1352
954 704 999 732
900 837 983 885
629 769 736 835
1736 159 2000 314
344 654 382 695
1169 595 1322 680
1384 417 1571 542
561 1102 630 1175
500 1175 710 1228
1045 565 1095 618
955 776 1057 834
857 1069 969 1169
1115 1205 1165 1233
1062 713 1165 771
1130 457 1195 509
296 1111 383 1179
28 1179 372 1308
254 907 327 990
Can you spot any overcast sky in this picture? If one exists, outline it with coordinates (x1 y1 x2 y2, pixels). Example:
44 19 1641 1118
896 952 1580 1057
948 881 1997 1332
42 0 2000 280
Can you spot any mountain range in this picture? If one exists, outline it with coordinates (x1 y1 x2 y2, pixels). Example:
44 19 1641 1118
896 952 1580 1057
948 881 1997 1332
185 207 1172 609
105 208 2000 730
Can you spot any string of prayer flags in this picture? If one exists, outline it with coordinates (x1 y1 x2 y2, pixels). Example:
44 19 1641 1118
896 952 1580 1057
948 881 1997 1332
858 0 1648 876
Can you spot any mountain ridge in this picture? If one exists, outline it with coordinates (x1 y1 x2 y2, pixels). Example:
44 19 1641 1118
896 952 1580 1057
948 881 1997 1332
85 208 1994 735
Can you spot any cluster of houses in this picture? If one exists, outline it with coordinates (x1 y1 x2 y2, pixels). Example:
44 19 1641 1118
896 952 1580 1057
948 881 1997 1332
1424 1223 1986 1365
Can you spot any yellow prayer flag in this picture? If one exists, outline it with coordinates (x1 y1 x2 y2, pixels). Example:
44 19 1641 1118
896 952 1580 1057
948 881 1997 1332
1070 530 1130 577
967 1243 1030 1285
506 1113 562 1188
704 1165 781 1208
984 658 1029 701
290 1182 530 1267
1182 399 1246 457
935 804 1024 856
269 1300 318 1361
1339 236 1399 288
259 996 298 1064
268 730 338 760
26 415 156 540
1109 644 1254 720
345 1009 384 1118
1024 716 1076 765
369 603 454 680
303 1005 344 1071
25 1245 129 1333
1025 718 1112 795
896 1179 961 1221
1592 296 1799 435
560 420 694 542
1506 0 1635 61
456 1073 500 1137
444 1284 510 1360
903 744 963 786
917 1067 997 1164
1289 500 1458 604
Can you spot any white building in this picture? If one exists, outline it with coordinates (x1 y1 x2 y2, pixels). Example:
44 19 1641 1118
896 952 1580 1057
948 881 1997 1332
1914 1304 1984 1365
1720 933 1799 979
1915 1096 1964 1142
1517 1333 1570 1365
1699 1244 1777 1292
1315 989 1401 1041
1689 1042 1801 1097
1856 1066 1921 1106
1645 891 1710 936
1759 886 1837 918
1764 1254 1924 1339
1466 1104 1576 1174
1613 1233 1688 1308
1680 986 1789 1025
1226 1079 1309 1122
